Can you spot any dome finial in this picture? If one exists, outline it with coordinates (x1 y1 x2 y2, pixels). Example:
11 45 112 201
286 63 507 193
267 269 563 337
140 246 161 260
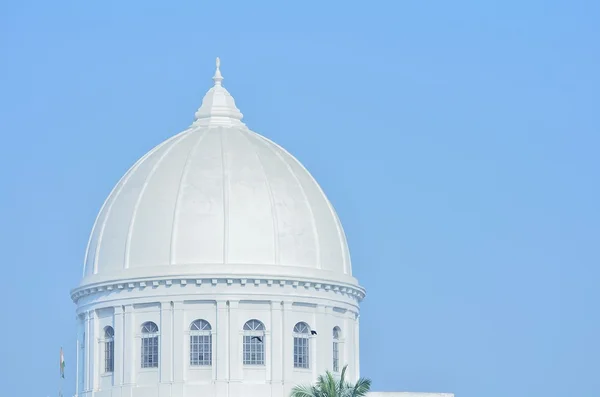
213 57 223 86
193 57 244 126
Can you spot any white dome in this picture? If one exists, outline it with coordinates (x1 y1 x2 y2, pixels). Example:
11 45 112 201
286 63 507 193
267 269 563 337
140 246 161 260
81 60 355 288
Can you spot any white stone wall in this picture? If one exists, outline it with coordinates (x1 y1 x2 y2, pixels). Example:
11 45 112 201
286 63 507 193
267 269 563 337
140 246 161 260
74 281 360 397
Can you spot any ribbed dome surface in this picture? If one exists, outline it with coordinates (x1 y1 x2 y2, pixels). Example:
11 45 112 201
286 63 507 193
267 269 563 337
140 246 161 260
81 59 355 288
82 125 353 286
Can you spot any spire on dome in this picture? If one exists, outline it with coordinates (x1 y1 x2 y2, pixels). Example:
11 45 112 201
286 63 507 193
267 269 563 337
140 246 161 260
193 57 244 127
213 57 223 86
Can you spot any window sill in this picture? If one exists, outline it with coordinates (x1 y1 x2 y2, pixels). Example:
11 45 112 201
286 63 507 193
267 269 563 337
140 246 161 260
293 367 311 372
139 368 159 372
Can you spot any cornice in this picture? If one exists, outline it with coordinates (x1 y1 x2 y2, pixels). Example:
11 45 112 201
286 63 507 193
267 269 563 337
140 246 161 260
71 276 366 305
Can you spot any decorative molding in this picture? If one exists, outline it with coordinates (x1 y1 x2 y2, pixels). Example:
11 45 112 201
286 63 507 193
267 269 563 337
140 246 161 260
71 277 366 304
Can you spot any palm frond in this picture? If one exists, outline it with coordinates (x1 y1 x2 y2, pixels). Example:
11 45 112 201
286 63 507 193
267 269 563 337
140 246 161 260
349 377 372 397
291 384 321 397
317 370 338 397
338 365 349 395
291 366 371 397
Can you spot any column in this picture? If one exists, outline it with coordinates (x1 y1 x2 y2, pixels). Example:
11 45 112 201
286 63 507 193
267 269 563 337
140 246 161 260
315 305 328 379
76 314 84 397
86 310 98 392
159 302 173 382
91 310 99 391
113 306 124 387
343 313 354 381
354 313 360 380
122 305 135 388
336 312 346 376
228 300 242 397
269 301 282 383
172 301 185 396
282 301 293 384
228 300 241 381
270 301 283 397
159 301 173 395
84 312 90 393
215 300 229 397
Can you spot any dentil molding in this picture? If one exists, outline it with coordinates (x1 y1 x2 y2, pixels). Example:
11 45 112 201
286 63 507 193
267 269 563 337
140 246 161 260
71 276 366 304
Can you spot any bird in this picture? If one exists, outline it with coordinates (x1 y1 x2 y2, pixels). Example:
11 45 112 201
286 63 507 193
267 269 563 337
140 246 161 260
310 330 317 335
251 336 263 342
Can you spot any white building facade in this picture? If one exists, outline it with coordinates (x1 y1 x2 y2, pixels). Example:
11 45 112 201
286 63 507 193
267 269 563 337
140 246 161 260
71 59 453 397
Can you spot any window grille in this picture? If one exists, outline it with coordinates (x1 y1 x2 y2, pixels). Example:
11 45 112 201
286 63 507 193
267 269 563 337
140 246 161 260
104 326 115 373
190 319 212 366
243 319 265 365
141 322 159 368
293 322 310 369
332 327 341 372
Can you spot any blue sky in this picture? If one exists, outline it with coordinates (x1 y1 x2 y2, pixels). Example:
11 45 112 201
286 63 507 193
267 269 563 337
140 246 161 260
1 1 598 396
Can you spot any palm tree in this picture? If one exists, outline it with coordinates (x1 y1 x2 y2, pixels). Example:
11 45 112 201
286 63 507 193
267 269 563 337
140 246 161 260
290 365 372 397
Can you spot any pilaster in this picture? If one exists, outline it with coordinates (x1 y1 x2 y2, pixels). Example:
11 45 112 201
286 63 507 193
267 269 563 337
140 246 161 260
335 313 346 376
310 305 321 381
270 300 284 397
228 300 242 397
354 313 360 380
315 305 329 376
267 301 280 383
76 314 85 396
158 301 173 396
122 305 135 387
282 300 293 383
76 313 87 396
228 300 241 381
83 312 89 392
172 301 185 391
86 310 97 392
113 306 124 386
91 310 98 392
215 300 229 397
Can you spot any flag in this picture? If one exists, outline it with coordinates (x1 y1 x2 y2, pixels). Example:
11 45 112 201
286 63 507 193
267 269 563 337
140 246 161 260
60 347 66 378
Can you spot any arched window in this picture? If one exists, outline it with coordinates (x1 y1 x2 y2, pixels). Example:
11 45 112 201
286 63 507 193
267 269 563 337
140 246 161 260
293 322 310 369
190 319 212 366
332 327 341 372
104 326 115 373
243 319 265 365
141 322 159 368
